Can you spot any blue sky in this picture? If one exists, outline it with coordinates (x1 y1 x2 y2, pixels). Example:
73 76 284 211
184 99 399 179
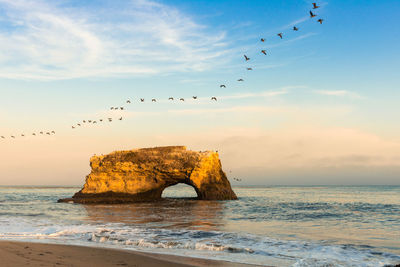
0 0 399 185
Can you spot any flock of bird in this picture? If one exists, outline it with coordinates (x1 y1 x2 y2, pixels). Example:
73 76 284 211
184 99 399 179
1 3 324 140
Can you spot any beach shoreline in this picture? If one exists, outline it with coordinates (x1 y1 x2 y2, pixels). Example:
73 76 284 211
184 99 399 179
0 240 264 267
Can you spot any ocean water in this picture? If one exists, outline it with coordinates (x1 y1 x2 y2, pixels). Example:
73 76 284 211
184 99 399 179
0 185 399 267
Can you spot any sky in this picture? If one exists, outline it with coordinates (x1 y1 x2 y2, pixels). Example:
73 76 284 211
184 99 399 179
0 0 399 186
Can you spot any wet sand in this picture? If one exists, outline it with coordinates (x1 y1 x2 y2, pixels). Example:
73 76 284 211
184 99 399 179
0 241 262 267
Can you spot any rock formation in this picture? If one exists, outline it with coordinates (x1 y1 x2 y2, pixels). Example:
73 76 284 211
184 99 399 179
59 146 237 203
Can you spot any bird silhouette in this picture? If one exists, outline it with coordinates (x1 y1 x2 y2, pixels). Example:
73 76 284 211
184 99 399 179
261 50 267 55
32 133 36 136
261 38 265 42
220 84 226 88
72 126 75 129
211 97 217 101
88 120 92 123
277 33 283 39
120 107 124 110
310 10 317 18
99 119 103 122
152 99 156 102
119 117 122 120
46 132 50 135
247 67 253 70
77 123 81 126
312 2 320 9
110 107 114 110
83 120 86 123
244 55 250 61
168 97 174 100
192 96 197 99
317 18 324 24
126 100 131 104
93 121 97 124
237 78 244 82
293 26 299 31
180 98 185 101
140 98 145 102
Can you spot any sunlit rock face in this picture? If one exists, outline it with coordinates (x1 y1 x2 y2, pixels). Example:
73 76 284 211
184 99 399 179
59 146 237 203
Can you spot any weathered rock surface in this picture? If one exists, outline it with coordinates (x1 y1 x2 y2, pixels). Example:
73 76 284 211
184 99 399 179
59 146 237 203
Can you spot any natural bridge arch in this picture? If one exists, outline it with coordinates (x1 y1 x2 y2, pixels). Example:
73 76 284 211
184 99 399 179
60 146 237 204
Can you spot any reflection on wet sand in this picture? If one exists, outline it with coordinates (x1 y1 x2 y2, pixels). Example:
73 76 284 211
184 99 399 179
82 199 225 232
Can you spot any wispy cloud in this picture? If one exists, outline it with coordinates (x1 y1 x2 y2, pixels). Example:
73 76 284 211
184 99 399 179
314 90 362 98
0 0 229 80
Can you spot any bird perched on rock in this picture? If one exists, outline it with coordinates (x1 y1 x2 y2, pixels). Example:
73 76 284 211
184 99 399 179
293 26 299 31
261 50 267 55
277 33 283 39
317 18 324 24
211 97 217 101
220 84 226 88
310 10 317 18
312 2 320 9
244 55 250 61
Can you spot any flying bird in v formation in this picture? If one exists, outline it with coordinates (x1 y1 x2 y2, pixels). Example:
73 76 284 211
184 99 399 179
1 3 324 141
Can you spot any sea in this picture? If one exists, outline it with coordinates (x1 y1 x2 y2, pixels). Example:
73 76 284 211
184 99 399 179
0 185 399 267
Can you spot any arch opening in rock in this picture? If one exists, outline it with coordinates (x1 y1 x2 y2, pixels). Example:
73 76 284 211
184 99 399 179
161 183 199 199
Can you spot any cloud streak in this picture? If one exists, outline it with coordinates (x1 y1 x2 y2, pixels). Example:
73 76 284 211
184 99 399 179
0 0 229 80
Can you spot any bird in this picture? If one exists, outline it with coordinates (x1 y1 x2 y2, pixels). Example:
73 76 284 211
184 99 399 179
72 126 75 129
247 67 253 70
180 98 185 101
126 100 131 104
312 2 320 9
21 134 25 137
211 97 217 101
317 18 324 24
119 117 122 120
261 50 267 55
261 38 265 42
140 98 145 102
310 10 317 18
110 107 114 110
220 84 226 88
46 132 50 135
293 26 299 31
32 133 36 136
168 97 174 100
93 121 97 124
0 136 4 139
88 120 92 123
152 99 156 102
244 55 250 61
83 120 86 123
237 78 244 82
51 131 55 134
77 123 81 126
120 107 124 110
192 96 197 99
99 119 103 122
11 135 15 138
277 33 283 39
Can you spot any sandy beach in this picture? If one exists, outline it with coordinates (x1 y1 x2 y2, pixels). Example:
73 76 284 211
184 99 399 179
0 241 261 267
